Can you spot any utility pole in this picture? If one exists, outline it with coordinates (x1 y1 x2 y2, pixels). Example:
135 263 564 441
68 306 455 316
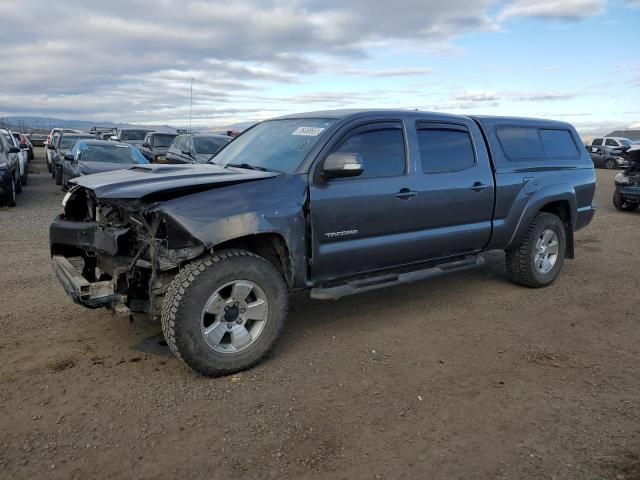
189 77 193 134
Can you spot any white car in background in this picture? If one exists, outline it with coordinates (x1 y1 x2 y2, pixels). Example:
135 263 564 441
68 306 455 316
591 136 635 148
45 128 82 173
0 129 28 186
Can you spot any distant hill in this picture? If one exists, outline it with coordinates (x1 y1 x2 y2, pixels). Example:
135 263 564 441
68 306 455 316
0 116 177 133
0 116 256 134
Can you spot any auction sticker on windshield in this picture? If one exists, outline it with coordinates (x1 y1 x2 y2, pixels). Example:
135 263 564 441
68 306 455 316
292 127 325 136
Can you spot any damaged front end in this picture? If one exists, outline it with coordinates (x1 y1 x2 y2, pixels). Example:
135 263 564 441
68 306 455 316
615 149 640 203
50 186 204 319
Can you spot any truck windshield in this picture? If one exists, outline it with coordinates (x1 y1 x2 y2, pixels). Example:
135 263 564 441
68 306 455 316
211 119 335 173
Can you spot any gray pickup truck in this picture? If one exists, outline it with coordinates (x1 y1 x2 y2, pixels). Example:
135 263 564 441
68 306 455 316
50 110 596 376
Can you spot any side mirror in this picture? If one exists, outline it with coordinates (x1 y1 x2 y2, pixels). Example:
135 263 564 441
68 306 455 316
323 152 364 178
19 143 29 149
110 135 118 141
8 146 20 154
142 142 151 148
47 144 56 150
181 149 192 156
64 153 74 162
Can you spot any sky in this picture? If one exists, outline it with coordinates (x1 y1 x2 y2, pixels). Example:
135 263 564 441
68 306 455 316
0 0 638 136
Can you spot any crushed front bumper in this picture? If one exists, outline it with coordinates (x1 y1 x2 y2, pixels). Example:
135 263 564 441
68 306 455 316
50 216 129 255
618 186 640 202
51 255 125 309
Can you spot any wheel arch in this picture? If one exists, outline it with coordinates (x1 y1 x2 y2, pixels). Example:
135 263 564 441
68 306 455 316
507 185 576 258
211 233 294 287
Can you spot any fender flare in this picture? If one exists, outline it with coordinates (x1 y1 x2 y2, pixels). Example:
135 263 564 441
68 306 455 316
506 183 576 252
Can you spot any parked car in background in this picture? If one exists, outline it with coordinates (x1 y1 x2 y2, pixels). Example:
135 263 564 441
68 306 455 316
61 140 149 191
50 110 596 376
46 128 82 172
111 128 154 147
0 132 22 207
139 132 178 162
166 133 231 164
613 147 640 211
587 145 629 169
13 132 34 161
28 133 46 147
48 132 97 185
89 127 116 139
1 129 27 187
591 137 635 148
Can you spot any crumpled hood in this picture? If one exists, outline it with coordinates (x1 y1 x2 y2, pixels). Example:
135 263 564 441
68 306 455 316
70 163 279 199
78 161 139 176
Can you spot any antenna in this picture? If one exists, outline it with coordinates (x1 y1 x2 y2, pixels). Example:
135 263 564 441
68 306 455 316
189 77 193 134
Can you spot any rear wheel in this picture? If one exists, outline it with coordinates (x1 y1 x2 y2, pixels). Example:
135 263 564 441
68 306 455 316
54 166 62 185
161 250 288 376
505 212 566 288
15 173 21 193
605 158 617 169
613 191 639 212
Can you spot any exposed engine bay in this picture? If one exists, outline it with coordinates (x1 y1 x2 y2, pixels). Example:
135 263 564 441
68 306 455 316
614 147 640 187
51 186 205 319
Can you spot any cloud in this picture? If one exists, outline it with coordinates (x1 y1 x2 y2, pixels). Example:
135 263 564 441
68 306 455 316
511 91 579 101
337 67 436 77
454 90 500 102
0 0 504 123
498 0 605 21
0 0 620 125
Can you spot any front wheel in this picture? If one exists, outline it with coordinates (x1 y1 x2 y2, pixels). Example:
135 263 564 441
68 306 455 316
505 212 566 288
4 177 17 207
161 250 288 377
613 191 639 212
54 167 62 185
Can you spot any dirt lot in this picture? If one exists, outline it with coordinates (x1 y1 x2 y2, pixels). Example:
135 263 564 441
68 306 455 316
0 149 639 480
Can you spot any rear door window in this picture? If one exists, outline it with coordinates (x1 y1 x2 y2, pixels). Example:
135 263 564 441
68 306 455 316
497 127 545 159
417 126 475 173
592 138 603 146
539 129 579 158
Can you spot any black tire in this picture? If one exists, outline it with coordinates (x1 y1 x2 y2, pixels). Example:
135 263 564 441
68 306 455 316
613 191 639 212
4 177 17 207
605 158 617 169
161 250 288 377
55 166 62 185
15 173 21 194
21 168 28 186
505 212 566 288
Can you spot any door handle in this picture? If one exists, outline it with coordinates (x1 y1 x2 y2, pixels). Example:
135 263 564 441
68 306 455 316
470 182 489 192
395 188 417 200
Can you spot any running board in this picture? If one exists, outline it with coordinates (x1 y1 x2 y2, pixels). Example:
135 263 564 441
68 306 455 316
310 256 485 300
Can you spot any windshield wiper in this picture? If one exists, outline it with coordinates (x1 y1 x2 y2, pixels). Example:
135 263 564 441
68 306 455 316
226 163 270 172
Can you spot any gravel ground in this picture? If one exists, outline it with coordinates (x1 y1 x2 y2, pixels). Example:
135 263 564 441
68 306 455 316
0 149 639 480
